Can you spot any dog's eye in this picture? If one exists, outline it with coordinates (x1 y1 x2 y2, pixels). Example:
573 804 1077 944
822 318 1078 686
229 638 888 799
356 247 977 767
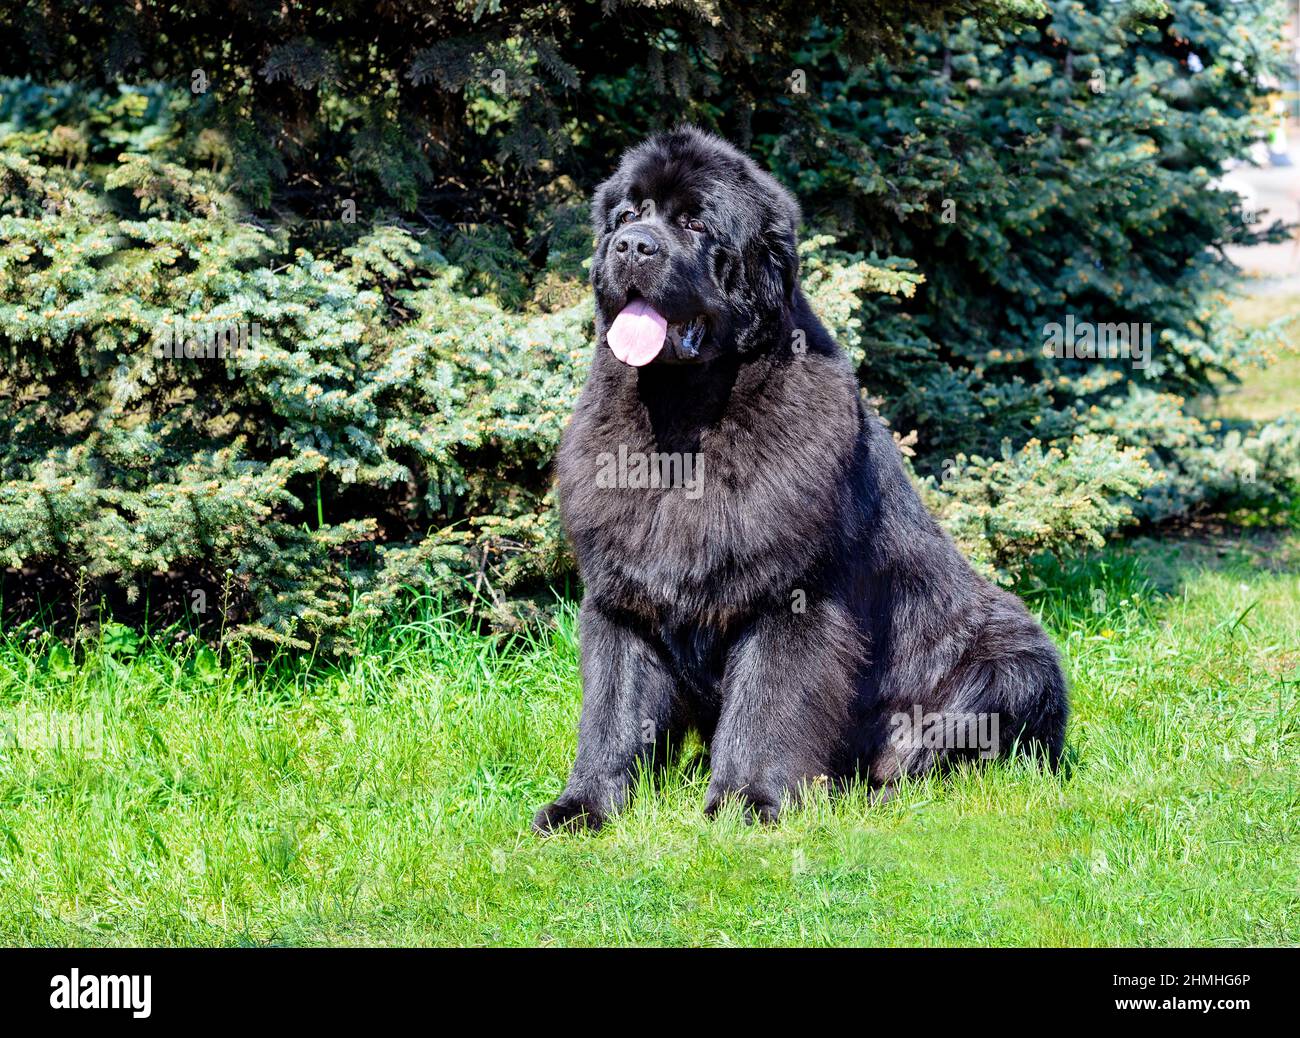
682 216 706 233
616 209 637 226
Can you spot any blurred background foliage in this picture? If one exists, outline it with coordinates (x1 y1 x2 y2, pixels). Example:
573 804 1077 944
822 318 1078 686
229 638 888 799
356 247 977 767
0 0 1295 651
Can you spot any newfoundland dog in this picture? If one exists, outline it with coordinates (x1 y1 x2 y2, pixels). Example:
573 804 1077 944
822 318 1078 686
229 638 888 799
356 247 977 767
534 127 1067 833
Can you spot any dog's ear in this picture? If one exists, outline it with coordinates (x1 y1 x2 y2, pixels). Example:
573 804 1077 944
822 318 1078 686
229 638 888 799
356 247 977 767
766 218 799 310
590 175 619 239
751 174 801 316
749 214 799 319
735 215 799 353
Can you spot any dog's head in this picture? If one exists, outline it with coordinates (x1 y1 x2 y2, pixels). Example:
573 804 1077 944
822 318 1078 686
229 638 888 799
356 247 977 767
590 127 801 367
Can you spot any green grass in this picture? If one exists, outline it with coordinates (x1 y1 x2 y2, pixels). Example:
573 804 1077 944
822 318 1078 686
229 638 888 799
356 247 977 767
1212 291 1300 421
1 530 1297 946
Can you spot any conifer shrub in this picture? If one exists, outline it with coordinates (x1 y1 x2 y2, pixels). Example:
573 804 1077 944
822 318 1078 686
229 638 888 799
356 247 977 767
0 1 1294 649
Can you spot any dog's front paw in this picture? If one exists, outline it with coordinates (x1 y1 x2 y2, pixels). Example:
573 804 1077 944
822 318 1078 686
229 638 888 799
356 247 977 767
704 781 782 825
532 797 605 835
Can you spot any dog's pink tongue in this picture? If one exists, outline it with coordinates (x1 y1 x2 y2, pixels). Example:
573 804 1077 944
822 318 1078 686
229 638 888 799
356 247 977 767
607 299 667 366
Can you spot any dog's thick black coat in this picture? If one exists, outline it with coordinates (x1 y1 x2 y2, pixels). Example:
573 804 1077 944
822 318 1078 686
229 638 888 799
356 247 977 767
535 128 1067 832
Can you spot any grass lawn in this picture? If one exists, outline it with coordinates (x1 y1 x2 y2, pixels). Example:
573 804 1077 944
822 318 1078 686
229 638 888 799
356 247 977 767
1212 289 1300 421
0 530 1296 946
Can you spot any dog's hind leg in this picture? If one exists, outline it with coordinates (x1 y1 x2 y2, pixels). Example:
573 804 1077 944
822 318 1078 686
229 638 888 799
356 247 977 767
931 627 1068 772
993 646 1069 769
863 608 1068 786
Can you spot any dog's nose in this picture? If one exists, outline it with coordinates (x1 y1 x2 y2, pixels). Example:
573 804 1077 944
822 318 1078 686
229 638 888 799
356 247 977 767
613 227 661 263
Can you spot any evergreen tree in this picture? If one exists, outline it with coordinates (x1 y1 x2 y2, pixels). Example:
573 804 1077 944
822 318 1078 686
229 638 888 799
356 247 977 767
0 1 1294 650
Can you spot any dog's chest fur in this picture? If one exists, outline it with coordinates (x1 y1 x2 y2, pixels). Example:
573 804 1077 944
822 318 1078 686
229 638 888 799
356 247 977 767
557 345 863 630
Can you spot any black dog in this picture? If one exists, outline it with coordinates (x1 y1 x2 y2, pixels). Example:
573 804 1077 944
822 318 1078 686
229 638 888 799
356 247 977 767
535 127 1067 832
